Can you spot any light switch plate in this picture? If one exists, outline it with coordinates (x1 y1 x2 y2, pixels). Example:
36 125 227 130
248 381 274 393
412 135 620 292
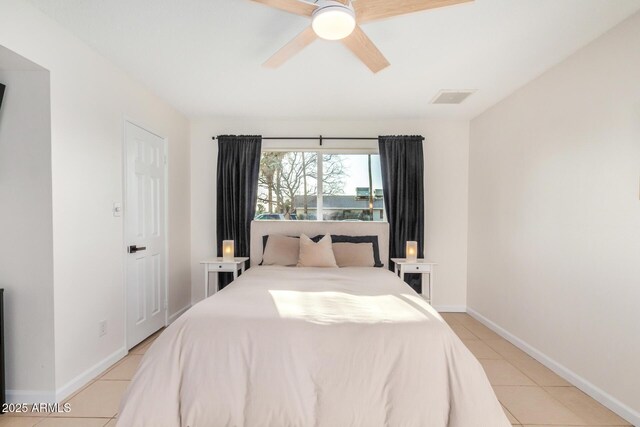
113 202 122 217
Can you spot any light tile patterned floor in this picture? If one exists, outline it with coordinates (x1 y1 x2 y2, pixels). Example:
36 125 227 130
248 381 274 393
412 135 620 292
0 314 633 426
0 330 160 427
440 313 632 427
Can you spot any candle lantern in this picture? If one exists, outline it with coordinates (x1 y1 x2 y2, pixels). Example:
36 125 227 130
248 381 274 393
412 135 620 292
405 241 418 262
222 240 235 262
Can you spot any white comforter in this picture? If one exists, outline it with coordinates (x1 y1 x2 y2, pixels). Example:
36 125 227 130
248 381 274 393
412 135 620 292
118 266 509 427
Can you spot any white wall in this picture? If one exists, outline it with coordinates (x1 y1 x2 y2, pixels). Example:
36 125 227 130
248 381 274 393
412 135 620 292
0 0 191 401
468 11 640 424
191 118 469 311
0 51 54 400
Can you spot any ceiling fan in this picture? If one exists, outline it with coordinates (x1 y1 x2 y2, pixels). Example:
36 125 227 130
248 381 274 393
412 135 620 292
252 0 473 73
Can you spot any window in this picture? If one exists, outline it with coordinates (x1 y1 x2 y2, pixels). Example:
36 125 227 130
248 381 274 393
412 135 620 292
256 151 385 221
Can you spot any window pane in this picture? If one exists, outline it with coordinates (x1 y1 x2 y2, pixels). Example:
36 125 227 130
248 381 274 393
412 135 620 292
320 154 385 221
255 151 385 222
256 152 317 220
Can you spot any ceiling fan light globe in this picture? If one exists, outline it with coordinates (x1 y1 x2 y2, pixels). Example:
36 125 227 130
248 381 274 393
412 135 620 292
312 7 356 41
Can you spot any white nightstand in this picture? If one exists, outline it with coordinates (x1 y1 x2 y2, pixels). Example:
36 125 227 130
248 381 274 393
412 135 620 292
200 257 249 298
390 258 437 304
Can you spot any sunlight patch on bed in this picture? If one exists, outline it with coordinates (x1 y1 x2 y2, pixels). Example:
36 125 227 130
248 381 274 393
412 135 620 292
268 290 435 324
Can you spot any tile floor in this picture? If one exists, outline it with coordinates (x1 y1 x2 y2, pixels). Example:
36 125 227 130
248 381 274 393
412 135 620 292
0 330 160 427
441 313 632 427
0 314 633 426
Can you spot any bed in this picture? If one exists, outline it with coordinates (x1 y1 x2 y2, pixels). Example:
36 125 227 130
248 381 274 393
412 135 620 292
117 221 509 426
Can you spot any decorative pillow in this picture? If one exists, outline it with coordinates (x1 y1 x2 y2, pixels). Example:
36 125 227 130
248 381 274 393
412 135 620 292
297 234 338 268
332 242 375 267
312 235 383 267
262 234 300 266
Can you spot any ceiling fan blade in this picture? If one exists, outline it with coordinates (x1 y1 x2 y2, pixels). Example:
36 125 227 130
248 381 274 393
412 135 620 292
342 25 389 73
251 0 317 16
263 27 318 68
355 0 473 23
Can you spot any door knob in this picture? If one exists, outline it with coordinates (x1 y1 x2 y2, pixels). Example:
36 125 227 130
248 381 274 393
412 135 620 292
128 245 147 253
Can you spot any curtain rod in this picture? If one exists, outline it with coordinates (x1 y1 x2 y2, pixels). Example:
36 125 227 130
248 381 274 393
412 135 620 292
211 135 425 145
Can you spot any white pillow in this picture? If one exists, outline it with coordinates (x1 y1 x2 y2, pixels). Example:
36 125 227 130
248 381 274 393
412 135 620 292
332 242 375 267
297 234 338 268
262 235 300 266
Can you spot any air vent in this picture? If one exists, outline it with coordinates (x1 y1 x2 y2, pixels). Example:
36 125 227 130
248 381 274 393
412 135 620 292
431 90 475 105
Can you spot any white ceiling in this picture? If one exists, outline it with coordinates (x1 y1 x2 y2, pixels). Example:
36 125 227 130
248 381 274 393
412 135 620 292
28 0 640 120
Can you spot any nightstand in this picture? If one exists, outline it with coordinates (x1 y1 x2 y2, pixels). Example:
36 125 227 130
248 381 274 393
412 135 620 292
390 258 437 304
200 257 249 298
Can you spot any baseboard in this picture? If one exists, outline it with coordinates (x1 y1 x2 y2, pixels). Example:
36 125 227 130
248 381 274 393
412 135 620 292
168 304 191 325
7 346 127 404
6 389 56 404
467 307 639 426
54 346 127 403
433 305 467 313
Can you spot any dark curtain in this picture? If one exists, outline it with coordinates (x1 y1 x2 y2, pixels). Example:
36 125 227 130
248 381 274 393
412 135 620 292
216 135 262 289
379 135 425 293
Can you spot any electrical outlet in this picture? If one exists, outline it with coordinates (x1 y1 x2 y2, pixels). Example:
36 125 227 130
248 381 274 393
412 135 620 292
99 320 107 337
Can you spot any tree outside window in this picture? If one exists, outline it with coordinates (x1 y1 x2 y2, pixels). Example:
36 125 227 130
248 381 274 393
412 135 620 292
256 152 384 222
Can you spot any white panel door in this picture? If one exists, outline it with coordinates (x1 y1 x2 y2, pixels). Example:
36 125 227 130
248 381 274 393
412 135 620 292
124 121 166 349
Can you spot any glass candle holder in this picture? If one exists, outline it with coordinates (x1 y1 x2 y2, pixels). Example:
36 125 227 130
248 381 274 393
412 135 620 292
222 240 235 261
406 241 418 262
